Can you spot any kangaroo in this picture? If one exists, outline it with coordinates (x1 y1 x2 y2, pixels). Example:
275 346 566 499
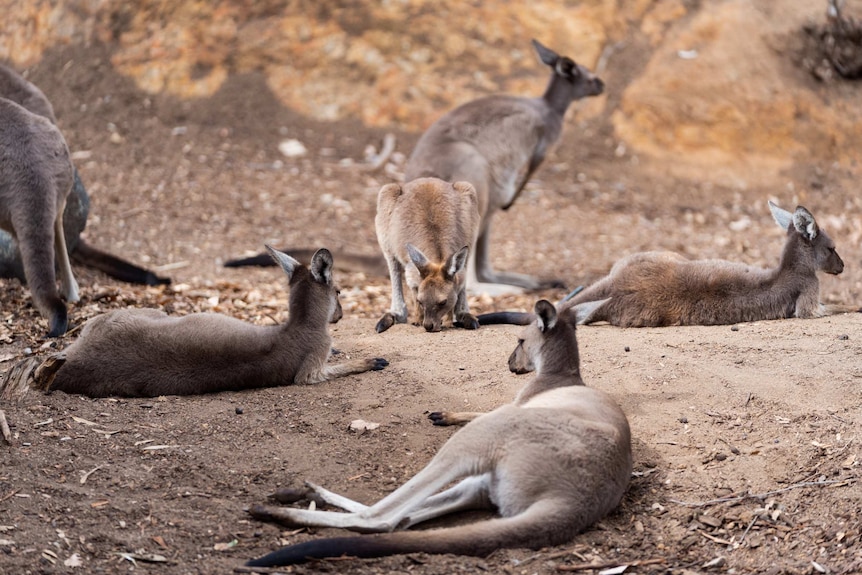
245 299 631 567
224 40 604 294
36 247 387 397
0 89 78 337
479 201 860 328
0 63 170 289
374 177 480 333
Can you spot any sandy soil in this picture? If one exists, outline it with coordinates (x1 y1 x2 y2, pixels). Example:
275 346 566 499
1 42 861 575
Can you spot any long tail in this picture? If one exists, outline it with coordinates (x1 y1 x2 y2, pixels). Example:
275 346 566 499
247 502 566 567
71 240 171 286
225 248 389 277
477 311 535 326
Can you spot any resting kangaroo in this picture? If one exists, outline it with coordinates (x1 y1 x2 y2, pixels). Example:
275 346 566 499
0 64 170 291
245 299 631 567
479 201 859 327
38 247 387 397
224 39 604 293
375 177 479 333
0 74 78 336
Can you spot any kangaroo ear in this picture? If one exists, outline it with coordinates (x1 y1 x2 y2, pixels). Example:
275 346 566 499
445 246 470 277
534 300 557 332
532 39 559 67
792 206 819 241
310 248 335 285
406 244 430 273
555 56 578 78
265 245 301 279
768 200 793 231
452 180 477 198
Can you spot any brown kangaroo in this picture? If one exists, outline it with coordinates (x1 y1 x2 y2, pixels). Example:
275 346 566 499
0 73 78 337
246 299 631 567
479 201 860 327
0 64 170 291
224 39 604 294
375 177 480 333
38 247 387 397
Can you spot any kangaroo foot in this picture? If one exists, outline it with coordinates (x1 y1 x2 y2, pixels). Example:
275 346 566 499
454 313 479 330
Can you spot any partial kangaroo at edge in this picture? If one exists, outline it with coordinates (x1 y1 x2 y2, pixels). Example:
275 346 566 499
246 299 632 567
479 201 860 328
374 177 480 333
41 247 387 397
404 39 604 294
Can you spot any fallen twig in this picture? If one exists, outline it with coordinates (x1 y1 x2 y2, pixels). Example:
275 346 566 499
80 465 104 485
0 410 11 443
0 490 18 503
556 557 666 572
670 477 855 507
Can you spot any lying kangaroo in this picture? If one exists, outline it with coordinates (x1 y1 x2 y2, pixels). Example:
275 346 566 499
0 88 78 337
37 247 387 397
480 201 860 327
375 177 480 333
0 64 170 290
224 40 603 293
245 299 631 567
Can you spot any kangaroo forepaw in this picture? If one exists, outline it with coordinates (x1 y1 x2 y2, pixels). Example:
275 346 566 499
46 302 69 338
369 357 389 371
454 313 479 330
428 411 451 426
376 313 400 333
269 487 316 505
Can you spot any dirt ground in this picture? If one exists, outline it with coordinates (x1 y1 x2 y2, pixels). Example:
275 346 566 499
1 40 861 575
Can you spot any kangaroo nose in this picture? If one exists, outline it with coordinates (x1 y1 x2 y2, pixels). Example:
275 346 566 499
593 77 605 95
423 320 441 332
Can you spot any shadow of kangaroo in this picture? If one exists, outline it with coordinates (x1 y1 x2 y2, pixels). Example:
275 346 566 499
375 177 480 333
0 64 170 292
34 247 387 397
224 39 603 294
479 201 860 327
245 299 631 567
0 69 78 336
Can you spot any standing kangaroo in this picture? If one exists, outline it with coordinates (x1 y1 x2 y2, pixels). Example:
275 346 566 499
375 177 480 333
245 299 631 567
0 74 78 337
223 39 604 293
36 247 387 397
480 201 860 327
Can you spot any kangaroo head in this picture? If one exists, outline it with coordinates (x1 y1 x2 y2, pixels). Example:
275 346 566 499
532 39 604 99
768 201 844 275
266 245 343 324
407 243 469 332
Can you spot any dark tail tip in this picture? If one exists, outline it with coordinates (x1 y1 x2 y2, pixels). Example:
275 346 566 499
246 536 391 567
224 253 278 268
477 311 535 326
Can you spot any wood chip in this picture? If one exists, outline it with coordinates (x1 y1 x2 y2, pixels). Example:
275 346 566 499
0 410 11 443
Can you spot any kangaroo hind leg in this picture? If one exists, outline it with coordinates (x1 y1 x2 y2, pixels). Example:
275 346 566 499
54 197 79 303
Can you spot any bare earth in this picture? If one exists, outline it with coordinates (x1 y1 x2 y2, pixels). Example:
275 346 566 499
1 43 861 575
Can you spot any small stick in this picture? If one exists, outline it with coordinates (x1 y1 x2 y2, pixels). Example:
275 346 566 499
0 489 18 503
80 465 104 485
0 410 11 443
739 515 758 542
556 557 666 572
670 477 856 508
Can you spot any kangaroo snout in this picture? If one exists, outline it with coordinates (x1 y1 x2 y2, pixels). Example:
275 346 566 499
591 77 605 96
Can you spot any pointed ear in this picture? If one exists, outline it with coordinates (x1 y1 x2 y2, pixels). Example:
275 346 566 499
792 206 819 241
532 39 559 67
265 245 301 280
533 299 557 332
445 246 470 277
310 248 334 285
406 243 430 273
768 200 792 231
573 298 609 325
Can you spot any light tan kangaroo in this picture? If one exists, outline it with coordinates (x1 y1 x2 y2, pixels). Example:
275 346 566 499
0 66 79 336
245 299 632 567
405 39 604 294
36 247 387 397
479 201 860 327
374 177 480 333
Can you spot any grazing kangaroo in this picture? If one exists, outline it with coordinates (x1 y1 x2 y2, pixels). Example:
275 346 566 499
245 299 631 567
479 201 860 328
223 40 604 294
38 247 387 397
0 85 78 336
0 64 170 290
375 177 480 333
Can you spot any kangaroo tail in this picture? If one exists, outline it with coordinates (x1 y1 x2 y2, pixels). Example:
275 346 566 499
71 240 170 286
477 311 535 326
247 501 572 567
226 248 389 276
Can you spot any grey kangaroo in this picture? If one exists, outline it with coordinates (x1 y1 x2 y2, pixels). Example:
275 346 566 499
37 247 387 397
480 201 860 327
375 177 480 333
0 70 78 336
224 39 604 293
245 299 631 567
0 64 170 290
